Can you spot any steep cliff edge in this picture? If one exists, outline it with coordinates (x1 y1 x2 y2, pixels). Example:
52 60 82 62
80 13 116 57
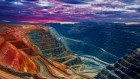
0 24 92 79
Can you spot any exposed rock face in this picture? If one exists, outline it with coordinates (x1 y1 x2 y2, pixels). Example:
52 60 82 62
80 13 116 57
0 24 139 79
27 27 83 69
0 30 39 74
95 48 140 79
0 24 91 79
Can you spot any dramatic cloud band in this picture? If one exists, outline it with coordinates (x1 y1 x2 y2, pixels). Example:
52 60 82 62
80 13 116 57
0 0 140 23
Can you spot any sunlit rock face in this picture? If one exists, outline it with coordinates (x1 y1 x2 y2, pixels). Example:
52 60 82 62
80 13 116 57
0 24 95 79
0 25 39 74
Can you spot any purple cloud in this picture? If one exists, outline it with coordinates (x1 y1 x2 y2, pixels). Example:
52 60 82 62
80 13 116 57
0 0 139 23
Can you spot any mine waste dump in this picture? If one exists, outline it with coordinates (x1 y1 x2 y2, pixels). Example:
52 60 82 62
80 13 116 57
0 24 139 79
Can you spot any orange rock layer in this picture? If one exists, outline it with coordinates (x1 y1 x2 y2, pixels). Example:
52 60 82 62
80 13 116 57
0 31 39 74
0 24 89 79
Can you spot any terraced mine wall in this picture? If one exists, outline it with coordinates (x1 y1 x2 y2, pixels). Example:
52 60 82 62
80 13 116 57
95 48 140 79
46 23 140 63
0 24 94 79
27 27 83 68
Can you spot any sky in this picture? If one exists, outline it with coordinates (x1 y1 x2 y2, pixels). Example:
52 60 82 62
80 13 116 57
0 0 140 23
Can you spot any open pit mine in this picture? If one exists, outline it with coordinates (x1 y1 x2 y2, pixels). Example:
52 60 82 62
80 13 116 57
0 24 140 79
0 24 93 79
